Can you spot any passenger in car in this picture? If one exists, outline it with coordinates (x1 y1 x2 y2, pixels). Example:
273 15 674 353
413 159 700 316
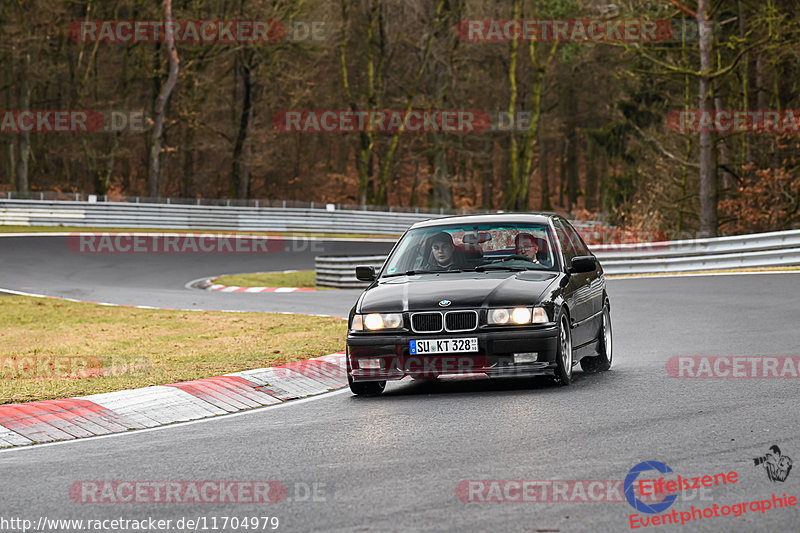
515 233 541 264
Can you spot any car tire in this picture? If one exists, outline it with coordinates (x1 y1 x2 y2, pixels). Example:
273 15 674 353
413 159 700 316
580 304 612 373
348 377 386 396
554 313 573 386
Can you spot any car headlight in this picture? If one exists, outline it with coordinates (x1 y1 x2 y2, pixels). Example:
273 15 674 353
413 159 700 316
488 308 510 324
351 313 403 331
531 307 548 323
511 307 532 324
488 307 548 325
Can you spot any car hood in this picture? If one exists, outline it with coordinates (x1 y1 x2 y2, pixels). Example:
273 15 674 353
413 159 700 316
358 271 559 312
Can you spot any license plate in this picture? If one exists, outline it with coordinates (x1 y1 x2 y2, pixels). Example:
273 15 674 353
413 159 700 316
410 338 478 355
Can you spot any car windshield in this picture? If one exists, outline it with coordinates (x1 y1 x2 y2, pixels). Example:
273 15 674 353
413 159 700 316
382 222 557 277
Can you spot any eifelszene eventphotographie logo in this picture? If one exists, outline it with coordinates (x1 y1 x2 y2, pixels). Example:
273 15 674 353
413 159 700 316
753 445 793 483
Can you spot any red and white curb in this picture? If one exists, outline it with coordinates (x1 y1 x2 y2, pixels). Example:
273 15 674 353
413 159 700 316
205 283 316 293
0 352 347 449
192 275 321 293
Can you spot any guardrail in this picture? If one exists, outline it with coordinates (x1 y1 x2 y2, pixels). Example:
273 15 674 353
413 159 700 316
0 198 604 236
0 199 438 235
4 198 797 275
1 191 483 214
590 229 800 274
313 229 800 284
315 256 387 288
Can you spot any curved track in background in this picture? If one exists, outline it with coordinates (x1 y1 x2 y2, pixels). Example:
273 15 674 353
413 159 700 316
0 235 393 315
1 234 799 532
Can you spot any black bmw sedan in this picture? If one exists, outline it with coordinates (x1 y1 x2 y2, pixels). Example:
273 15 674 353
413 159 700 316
345 213 612 395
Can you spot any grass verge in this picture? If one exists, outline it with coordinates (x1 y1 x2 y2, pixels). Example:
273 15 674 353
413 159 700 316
212 270 334 290
0 295 345 405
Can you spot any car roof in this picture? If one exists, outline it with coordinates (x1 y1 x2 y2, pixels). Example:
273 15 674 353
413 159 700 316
409 212 556 230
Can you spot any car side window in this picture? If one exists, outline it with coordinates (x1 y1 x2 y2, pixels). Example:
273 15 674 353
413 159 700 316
554 219 589 267
562 220 591 256
553 220 572 267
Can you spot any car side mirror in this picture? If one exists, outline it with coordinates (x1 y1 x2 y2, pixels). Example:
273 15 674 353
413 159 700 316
569 256 597 274
355 266 377 282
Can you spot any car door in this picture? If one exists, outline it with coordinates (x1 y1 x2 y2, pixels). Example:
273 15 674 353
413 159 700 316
553 218 596 347
561 218 604 345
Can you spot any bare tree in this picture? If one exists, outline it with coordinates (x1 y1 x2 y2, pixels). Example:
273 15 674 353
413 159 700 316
147 0 180 198
13 2 31 193
697 0 716 236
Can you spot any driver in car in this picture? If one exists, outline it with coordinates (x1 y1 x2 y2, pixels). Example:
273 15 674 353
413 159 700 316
429 232 462 270
515 233 541 264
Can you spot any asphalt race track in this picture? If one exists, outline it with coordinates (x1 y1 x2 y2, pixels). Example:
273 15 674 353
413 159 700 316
0 235 394 315
1 234 799 532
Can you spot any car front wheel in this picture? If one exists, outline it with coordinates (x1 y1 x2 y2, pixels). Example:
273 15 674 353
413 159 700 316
554 313 573 386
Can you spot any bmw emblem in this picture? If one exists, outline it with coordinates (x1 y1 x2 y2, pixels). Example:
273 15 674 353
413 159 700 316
439 300 452 307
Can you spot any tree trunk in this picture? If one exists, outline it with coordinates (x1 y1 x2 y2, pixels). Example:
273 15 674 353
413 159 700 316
7 143 15 190
566 126 578 213
505 0 521 210
480 141 493 209
697 0 717 237
517 38 556 211
558 139 566 209
558 139 569 209
430 133 453 208
339 0 376 207
375 0 444 206
427 0 460 210
754 54 771 170
409 160 419 207
539 128 552 211
181 127 197 198
738 0 755 183
713 78 734 197
147 0 180 198
563 72 579 213
15 49 31 193
231 49 255 199
585 137 597 211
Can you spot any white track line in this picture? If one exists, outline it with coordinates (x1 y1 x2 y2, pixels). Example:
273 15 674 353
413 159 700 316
0 286 343 317
606 270 800 280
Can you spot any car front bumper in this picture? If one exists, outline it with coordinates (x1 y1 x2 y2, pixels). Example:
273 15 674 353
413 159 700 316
347 326 559 382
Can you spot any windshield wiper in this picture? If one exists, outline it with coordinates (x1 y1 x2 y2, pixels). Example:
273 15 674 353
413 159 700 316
474 265 526 272
383 269 466 277
383 269 438 277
